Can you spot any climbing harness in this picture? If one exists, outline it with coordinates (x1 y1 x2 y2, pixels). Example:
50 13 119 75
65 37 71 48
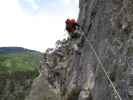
81 29 122 100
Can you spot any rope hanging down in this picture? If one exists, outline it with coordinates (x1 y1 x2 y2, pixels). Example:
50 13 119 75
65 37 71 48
81 31 122 100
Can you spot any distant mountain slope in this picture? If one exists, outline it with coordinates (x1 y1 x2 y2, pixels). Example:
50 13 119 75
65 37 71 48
0 47 40 54
0 47 42 72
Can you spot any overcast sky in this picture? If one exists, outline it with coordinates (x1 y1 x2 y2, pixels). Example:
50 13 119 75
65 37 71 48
0 0 79 52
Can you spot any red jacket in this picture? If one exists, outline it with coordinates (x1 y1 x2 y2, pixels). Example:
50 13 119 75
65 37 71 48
65 19 78 33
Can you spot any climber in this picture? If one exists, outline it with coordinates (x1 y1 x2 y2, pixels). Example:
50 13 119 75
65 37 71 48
65 18 83 54
65 19 81 38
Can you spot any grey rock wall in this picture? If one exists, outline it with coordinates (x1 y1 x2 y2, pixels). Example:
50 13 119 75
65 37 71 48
78 0 133 100
27 0 133 100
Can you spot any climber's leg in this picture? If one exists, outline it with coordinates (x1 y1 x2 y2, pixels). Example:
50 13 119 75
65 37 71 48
73 44 79 51
72 44 81 55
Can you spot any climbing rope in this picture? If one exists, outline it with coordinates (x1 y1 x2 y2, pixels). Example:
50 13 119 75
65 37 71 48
81 31 122 100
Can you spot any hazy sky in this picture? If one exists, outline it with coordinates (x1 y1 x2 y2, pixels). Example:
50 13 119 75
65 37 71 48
0 0 79 52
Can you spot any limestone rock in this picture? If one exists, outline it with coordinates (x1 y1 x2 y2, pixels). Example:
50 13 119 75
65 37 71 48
27 0 133 100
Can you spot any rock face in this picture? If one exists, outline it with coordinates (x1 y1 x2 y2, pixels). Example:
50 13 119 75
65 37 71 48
0 71 38 100
27 0 133 100
78 0 133 100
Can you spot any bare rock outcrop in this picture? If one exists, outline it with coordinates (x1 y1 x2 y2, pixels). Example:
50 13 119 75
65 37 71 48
27 0 133 100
